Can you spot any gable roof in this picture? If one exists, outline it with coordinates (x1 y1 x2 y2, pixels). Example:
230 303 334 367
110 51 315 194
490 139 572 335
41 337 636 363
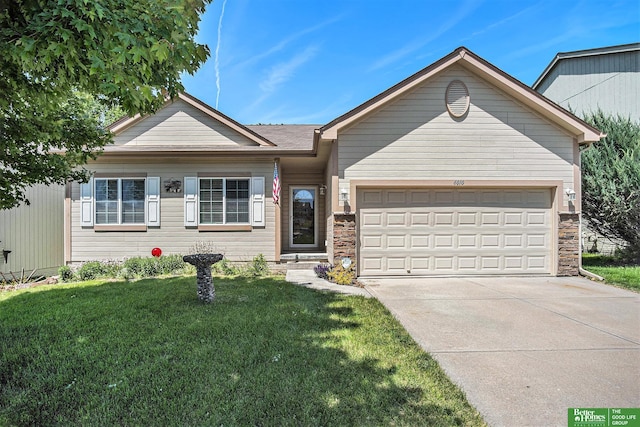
319 46 604 144
532 42 640 90
108 92 276 147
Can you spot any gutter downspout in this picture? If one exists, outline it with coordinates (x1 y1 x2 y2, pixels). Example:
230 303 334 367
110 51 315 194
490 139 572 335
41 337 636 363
577 142 605 281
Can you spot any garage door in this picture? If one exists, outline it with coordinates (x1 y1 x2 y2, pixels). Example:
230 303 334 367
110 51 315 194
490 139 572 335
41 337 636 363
358 188 553 276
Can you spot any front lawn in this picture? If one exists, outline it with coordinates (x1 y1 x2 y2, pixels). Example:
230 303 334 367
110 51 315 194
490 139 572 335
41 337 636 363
0 276 485 426
582 254 640 292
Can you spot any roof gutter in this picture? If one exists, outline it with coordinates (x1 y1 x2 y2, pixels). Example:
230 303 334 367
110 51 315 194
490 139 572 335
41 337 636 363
96 149 318 158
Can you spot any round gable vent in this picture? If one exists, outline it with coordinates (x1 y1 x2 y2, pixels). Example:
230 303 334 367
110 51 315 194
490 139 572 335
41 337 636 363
445 80 470 118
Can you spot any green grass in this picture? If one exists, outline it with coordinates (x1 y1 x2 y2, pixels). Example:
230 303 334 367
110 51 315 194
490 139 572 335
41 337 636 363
0 277 485 426
582 254 640 292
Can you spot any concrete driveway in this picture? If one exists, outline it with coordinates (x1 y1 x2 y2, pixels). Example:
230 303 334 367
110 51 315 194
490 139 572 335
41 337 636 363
362 276 640 427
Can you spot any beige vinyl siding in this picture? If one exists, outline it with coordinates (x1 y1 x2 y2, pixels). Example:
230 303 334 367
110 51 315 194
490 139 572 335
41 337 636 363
536 49 639 120
338 66 576 206
280 171 326 252
0 184 64 276
113 99 257 147
70 160 275 262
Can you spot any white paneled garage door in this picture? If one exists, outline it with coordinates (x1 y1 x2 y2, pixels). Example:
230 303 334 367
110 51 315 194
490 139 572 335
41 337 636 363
358 188 553 276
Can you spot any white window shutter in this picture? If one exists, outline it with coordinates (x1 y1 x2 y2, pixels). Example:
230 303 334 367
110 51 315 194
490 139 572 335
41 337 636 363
80 178 94 227
184 177 198 227
251 176 265 227
146 177 161 227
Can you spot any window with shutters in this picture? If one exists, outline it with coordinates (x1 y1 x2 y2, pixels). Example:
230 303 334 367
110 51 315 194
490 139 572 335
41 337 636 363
95 178 146 225
199 178 250 224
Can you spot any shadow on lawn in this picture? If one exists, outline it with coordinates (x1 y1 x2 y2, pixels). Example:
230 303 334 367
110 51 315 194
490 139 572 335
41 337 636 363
0 277 477 426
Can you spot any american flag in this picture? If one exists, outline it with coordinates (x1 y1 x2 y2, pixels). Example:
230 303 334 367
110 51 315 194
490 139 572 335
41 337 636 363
272 161 281 204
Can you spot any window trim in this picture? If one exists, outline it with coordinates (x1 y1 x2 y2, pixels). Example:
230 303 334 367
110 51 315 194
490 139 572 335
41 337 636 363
198 177 251 226
94 177 147 226
94 224 148 232
184 175 264 230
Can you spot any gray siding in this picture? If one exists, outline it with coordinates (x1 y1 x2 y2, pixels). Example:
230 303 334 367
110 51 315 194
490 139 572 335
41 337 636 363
70 160 276 262
113 99 258 146
338 66 576 202
536 50 639 120
0 184 64 276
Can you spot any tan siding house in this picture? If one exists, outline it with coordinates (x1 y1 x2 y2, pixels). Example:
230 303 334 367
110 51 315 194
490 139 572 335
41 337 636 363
64 47 603 277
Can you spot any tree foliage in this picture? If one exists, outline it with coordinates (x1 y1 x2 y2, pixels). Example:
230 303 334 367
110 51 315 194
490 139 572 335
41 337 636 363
582 111 640 257
0 0 211 209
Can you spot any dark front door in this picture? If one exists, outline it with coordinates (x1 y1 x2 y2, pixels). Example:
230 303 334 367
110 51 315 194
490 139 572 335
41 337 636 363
290 187 317 248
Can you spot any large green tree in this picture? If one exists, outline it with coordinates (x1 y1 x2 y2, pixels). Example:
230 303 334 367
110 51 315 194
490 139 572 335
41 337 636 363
0 0 211 209
582 111 640 258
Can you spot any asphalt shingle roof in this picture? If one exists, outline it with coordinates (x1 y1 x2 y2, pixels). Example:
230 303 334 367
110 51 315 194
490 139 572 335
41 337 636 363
246 124 319 150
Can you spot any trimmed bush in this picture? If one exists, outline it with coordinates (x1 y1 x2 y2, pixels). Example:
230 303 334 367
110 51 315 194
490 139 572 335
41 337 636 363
77 261 108 281
123 257 144 276
158 254 187 274
58 265 75 282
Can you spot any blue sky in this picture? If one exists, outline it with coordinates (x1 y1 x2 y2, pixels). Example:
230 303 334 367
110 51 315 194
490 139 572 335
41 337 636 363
182 0 639 125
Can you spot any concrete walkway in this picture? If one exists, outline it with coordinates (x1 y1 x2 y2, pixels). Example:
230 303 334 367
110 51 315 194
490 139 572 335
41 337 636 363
362 276 640 427
285 270 372 297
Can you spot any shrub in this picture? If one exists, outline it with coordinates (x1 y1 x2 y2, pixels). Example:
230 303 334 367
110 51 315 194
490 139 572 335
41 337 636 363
247 254 269 277
122 255 186 278
140 257 161 277
100 259 122 278
58 265 75 282
582 111 640 259
212 258 240 276
77 261 107 281
314 264 332 280
327 264 356 286
117 267 133 281
159 254 187 275
123 257 144 276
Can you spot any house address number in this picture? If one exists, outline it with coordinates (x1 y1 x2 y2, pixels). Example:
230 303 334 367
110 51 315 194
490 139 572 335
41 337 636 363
453 180 465 186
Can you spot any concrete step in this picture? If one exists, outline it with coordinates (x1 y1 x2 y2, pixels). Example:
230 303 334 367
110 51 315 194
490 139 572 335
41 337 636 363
285 261 324 271
280 253 328 263
281 253 329 271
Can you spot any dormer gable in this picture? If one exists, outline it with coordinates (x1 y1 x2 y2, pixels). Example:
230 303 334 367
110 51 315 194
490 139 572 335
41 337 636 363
108 93 275 149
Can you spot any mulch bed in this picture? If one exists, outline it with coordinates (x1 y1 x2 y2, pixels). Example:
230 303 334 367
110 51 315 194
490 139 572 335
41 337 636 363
0 277 58 292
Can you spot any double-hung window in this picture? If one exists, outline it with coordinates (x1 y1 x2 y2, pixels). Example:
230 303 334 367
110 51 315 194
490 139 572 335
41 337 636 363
95 178 146 225
184 175 264 229
199 178 250 224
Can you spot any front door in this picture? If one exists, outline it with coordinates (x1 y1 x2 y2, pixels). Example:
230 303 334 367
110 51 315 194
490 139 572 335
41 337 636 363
290 187 317 248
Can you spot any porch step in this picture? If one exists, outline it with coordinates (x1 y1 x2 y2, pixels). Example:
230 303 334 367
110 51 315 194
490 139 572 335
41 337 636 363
280 253 328 262
285 261 324 271
281 253 329 271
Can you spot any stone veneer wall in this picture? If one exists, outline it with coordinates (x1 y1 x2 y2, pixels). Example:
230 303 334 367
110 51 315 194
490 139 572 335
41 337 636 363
332 213 356 265
558 213 580 276
326 215 334 263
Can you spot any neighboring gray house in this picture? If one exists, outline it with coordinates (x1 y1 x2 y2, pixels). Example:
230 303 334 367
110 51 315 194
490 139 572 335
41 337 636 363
66 47 603 277
533 43 640 120
0 184 64 277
